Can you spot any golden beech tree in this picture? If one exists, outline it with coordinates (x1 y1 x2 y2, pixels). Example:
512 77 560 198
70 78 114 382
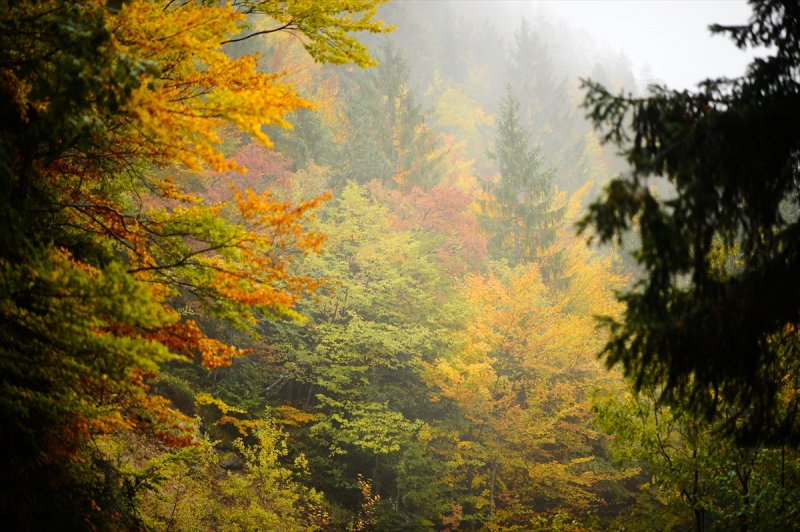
425 187 628 527
0 0 388 527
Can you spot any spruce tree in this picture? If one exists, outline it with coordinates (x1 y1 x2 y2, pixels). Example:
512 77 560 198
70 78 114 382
580 0 800 445
483 87 563 268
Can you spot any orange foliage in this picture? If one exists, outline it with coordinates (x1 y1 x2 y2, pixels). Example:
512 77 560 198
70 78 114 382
13 0 340 459
41 0 338 371
369 181 487 275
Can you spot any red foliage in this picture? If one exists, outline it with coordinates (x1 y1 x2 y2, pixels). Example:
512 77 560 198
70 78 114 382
369 181 487 275
204 141 294 203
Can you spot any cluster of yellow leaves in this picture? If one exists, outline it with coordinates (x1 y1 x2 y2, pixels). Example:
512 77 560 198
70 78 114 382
112 0 311 172
247 0 393 67
424 189 629 518
195 393 259 435
274 405 320 427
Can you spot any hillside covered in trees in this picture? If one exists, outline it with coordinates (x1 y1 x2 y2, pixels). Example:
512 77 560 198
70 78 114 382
1 1 798 530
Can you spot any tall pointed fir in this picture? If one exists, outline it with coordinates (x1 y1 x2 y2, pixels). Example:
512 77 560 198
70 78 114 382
482 87 564 272
509 18 595 192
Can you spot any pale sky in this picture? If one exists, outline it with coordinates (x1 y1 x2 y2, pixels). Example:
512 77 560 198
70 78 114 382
532 0 758 90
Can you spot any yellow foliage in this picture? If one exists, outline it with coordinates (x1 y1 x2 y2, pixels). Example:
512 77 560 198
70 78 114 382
564 181 595 222
427 251 628 519
113 1 311 172
274 405 320 427
195 393 247 415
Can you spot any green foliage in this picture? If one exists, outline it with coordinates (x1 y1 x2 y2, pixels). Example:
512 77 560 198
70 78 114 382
134 422 328 531
282 182 446 403
596 389 800 530
267 108 337 170
0 1 141 253
313 398 425 456
250 182 457 524
580 0 800 445
0 247 182 528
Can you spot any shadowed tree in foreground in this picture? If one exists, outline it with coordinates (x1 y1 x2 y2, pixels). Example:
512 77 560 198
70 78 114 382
580 0 800 445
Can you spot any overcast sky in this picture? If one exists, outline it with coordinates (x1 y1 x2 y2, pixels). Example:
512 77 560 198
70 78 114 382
529 0 758 90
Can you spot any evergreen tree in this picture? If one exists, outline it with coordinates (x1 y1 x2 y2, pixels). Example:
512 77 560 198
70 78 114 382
580 0 800 445
508 18 593 192
482 87 563 268
267 107 337 171
335 44 444 189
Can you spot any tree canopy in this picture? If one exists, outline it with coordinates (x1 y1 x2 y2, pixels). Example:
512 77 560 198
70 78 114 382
481 87 563 267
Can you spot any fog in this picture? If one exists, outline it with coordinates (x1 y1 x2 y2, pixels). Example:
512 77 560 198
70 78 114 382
535 0 756 90
416 0 756 91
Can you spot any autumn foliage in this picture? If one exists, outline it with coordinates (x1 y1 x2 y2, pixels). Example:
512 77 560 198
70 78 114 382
0 0 388 527
6 1 786 530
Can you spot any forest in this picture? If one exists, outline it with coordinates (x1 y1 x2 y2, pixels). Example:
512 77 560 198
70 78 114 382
0 0 798 530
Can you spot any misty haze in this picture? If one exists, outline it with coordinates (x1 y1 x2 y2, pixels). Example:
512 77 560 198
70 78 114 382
0 0 797 530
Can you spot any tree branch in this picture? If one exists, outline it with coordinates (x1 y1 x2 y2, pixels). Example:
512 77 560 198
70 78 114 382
221 21 295 45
